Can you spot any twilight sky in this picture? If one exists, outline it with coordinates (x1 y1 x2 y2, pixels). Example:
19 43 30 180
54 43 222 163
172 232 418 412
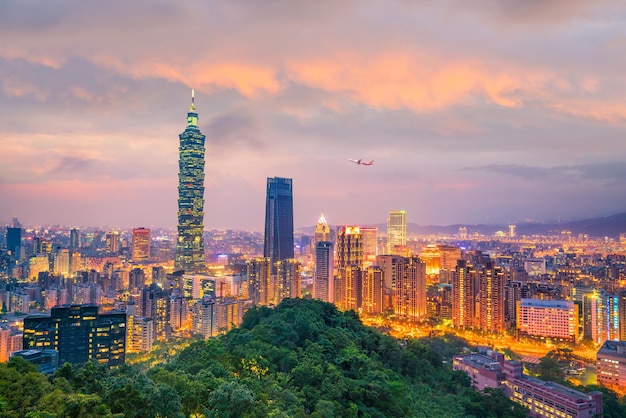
1 0 626 230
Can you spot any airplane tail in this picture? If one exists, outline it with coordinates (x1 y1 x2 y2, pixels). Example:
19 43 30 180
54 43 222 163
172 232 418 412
367 160 374 165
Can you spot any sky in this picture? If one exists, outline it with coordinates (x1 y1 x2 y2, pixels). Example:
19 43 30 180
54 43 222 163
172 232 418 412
1 0 626 230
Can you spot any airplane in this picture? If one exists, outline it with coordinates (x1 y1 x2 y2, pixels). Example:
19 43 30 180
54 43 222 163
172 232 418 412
348 159 374 166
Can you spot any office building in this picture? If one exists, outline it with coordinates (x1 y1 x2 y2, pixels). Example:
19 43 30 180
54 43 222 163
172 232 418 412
126 316 154 353
508 225 516 238
387 210 406 254
596 340 626 390
313 241 333 302
452 260 477 329
597 293 620 344
175 90 207 274
132 228 151 262
6 227 21 257
516 299 578 342
263 177 294 273
10 350 58 374
69 228 80 249
105 232 119 254
23 305 126 367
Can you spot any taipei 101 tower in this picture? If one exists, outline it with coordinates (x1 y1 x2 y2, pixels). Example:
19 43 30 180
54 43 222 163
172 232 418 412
175 90 207 273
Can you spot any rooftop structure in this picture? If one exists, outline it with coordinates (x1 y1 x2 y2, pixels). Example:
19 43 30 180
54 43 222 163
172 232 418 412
597 340 626 390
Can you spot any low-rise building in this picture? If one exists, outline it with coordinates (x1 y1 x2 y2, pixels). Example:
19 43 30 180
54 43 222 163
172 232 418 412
454 349 603 418
597 340 626 390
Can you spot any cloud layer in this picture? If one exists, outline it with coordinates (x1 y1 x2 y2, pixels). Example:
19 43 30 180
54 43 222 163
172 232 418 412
1 1 626 228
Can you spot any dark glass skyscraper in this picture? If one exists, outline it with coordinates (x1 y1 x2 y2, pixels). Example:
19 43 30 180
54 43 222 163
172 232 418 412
263 177 294 273
175 91 207 273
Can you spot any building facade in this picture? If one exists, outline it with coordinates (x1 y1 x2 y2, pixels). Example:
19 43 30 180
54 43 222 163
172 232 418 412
175 91 207 274
132 227 151 262
597 340 626 391
263 177 294 273
517 299 578 342
387 210 406 254
23 304 126 367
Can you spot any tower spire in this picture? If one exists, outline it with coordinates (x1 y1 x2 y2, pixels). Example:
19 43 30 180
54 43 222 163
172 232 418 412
190 88 196 111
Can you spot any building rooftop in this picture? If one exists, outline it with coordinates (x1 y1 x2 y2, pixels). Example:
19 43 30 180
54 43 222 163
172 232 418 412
519 298 573 309
455 353 503 371
598 340 626 358
520 375 592 401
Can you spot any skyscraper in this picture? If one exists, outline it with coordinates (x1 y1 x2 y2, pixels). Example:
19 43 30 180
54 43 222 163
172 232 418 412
132 227 151 262
313 214 331 247
452 259 477 329
105 232 119 254
478 262 506 333
387 210 406 254
314 241 333 302
6 227 21 258
175 90 207 274
264 177 294 273
69 228 79 249
393 257 427 321
335 226 363 310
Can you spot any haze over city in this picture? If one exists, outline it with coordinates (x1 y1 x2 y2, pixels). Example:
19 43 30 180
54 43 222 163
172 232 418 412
1 1 626 229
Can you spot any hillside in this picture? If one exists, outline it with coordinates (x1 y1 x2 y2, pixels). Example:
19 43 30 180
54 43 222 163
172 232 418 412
0 298 528 417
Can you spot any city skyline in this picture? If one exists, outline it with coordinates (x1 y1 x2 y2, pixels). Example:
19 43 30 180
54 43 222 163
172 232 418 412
2 2 626 229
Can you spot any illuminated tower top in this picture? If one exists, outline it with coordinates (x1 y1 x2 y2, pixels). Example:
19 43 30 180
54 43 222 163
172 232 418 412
187 89 198 127
314 214 331 244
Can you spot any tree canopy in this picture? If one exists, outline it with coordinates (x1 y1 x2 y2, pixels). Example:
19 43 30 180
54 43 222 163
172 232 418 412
1 298 531 417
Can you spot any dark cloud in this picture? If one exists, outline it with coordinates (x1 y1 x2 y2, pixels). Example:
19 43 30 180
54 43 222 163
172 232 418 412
203 111 265 152
465 161 626 184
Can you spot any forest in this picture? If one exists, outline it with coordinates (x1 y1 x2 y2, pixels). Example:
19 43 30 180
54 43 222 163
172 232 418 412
0 298 622 417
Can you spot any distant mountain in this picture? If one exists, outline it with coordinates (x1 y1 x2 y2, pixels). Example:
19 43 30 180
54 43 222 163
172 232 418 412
298 212 626 238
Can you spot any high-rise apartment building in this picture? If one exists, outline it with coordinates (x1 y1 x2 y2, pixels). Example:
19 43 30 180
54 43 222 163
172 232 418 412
23 305 126 367
619 290 626 342
175 90 207 274
276 259 301 302
264 177 294 273
387 210 406 254
362 266 384 314
478 262 506 333
393 257 427 321
360 226 378 261
314 241 333 302
452 259 477 329
132 227 151 262
246 257 271 306
337 226 363 269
